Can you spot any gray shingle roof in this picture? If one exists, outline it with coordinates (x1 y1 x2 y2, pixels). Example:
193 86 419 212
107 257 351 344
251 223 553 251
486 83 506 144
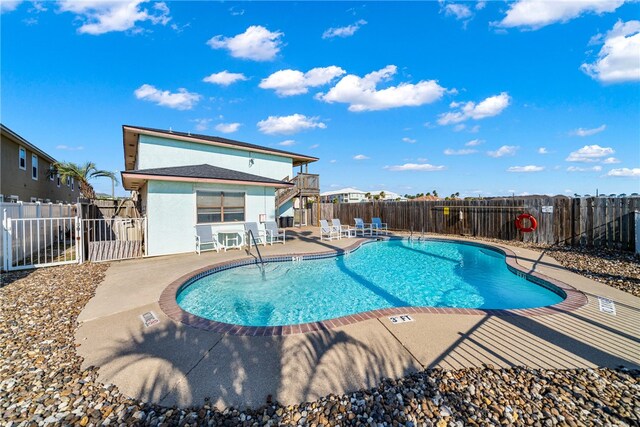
123 164 292 186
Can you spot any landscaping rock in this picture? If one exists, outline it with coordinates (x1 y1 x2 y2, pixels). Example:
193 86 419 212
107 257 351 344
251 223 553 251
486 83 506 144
1 255 639 426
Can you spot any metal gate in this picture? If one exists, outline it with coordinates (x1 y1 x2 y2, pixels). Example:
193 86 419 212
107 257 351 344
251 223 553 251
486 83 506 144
2 214 81 271
81 217 146 262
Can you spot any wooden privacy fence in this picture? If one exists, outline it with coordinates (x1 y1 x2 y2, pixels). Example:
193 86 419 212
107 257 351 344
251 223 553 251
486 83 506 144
320 196 640 251
82 198 140 219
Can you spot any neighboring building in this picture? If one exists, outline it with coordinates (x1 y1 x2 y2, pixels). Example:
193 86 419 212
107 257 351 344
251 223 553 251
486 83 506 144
120 125 319 257
370 190 404 201
0 124 76 203
320 187 367 203
320 188 405 202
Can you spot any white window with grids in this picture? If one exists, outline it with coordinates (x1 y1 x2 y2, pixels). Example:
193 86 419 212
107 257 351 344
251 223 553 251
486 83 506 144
57 173 61 187
31 154 38 180
49 163 54 181
71 177 74 191
196 191 245 223
19 147 26 170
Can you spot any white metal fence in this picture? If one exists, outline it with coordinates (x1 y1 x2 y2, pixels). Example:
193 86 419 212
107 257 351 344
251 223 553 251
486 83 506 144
2 216 80 271
1 201 146 271
1 202 77 270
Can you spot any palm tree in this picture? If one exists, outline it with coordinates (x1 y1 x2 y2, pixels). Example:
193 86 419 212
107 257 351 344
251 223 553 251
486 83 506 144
379 191 386 199
51 161 118 199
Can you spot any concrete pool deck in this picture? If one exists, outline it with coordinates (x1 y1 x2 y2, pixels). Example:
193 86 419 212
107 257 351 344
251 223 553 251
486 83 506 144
76 229 640 409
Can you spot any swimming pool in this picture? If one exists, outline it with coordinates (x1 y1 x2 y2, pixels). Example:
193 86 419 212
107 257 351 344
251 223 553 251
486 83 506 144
176 239 566 327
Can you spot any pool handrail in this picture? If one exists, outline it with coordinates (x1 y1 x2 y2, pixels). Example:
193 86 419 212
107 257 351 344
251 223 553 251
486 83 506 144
246 229 266 278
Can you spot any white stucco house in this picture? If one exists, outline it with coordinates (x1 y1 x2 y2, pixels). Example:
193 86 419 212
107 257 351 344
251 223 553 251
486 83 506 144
121 125 319 257
320 188 367 203
370 190 404 201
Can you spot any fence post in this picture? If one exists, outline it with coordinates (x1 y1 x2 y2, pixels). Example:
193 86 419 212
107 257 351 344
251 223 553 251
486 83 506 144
3 210 12 271
634 211 640 255
2 209 8 271
144 216 149 257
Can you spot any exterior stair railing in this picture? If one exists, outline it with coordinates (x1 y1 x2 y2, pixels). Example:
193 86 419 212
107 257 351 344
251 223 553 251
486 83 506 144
276 173 320 209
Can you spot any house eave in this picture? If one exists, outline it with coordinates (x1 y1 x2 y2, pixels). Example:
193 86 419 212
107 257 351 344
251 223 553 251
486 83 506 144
121 172 295 191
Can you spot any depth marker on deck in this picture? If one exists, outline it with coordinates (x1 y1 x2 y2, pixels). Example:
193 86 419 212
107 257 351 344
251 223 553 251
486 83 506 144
389 314 414 324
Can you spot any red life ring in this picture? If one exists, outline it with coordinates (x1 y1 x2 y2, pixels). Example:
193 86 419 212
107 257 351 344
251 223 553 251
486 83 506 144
515 213 538 233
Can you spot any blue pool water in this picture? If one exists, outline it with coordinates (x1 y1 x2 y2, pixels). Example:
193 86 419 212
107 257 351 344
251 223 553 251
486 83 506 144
177 240 564 326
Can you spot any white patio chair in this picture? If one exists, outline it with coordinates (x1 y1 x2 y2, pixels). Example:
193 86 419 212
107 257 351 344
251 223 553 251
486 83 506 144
264 220 286 244
244 222 268 246
320 219 340 241
354 218 373 236
195 225 225 254
332 218 355 238
371 217 388 235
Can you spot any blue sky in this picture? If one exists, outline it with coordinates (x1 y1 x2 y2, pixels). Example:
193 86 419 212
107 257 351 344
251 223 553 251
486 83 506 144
2 0 639 198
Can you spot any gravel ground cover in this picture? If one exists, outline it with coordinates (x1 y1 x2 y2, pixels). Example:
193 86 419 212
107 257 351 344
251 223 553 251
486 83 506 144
1 248 639 426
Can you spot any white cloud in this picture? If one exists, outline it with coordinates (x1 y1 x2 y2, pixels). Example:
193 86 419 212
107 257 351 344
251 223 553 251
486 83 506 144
475 1 486 10
191 118 212 131
58 0 171 35
603 157 621 164
571 124 607 136
278 139 296 146
465 138 483 146
507 165 545 172
384 163 446 172
56 144 84 151
134 84 201 110
203 71 248 86
353 154 369 160
322 19 367 39
442 3 473 21
317 65 446 112
607 167 640 177
257 114 326 135
438 92 510 125
309 144 319 149
538 147 548 154
229 6 244 16
259 66 345 96
581 20 640 83
487 145 518 158
566 145 615 162
567 165 603 172
497 0 625 30
468 125 480 133
207 25 283 61
329 159 337 163
215 122 241 133
444 148 477 155
1 1 22 13
402 137 417 143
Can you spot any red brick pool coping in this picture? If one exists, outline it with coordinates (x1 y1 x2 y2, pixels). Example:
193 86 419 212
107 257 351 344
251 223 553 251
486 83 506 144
158 238 588 336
